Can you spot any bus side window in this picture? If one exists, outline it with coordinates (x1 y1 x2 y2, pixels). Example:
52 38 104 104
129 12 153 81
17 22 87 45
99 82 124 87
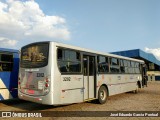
131 61 135 73
57 49 81 73
1 54 13 62
135 62 140 73
110 58 120 73
98 56 109 73
128 61 132 73
0 54 13 71
57 49 63 60
123 60 128 73
120 59 125 73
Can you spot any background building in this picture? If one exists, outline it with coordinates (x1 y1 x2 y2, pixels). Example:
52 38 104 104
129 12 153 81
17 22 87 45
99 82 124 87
111 49 160 81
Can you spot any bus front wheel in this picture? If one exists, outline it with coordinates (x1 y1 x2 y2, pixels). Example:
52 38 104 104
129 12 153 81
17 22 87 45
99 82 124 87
98 86 108 104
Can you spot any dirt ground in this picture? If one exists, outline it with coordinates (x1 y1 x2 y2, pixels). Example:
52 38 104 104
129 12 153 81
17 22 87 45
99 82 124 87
0 81 160 120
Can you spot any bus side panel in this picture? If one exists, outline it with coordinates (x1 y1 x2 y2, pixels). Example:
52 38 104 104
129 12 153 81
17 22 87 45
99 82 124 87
60 75 83 104
0 89 13 100
0 73 12 89
0 52 19 100
0 73 14 100
120 74 141 93
97 74 121 96
53 44 83 105
52 70 61 105
97 74 141 96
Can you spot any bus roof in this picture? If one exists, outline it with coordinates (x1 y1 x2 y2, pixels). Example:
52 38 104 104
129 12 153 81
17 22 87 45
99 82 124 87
21 41 144 63
0 48 19 53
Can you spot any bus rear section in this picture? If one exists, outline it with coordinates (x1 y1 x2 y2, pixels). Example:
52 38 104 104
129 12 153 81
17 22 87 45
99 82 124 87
18 42 54 105
0 49 19 100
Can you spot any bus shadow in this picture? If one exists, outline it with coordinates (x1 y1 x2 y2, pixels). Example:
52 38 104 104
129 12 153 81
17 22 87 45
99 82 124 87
0 99 67 111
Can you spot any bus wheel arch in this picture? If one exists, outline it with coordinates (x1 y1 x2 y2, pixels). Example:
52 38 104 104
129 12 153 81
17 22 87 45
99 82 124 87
134 81 141 94
97 84 109 104
137 81 141 88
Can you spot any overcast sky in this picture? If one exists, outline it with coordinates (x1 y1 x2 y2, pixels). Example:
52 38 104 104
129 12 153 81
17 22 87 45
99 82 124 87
0 0 160 60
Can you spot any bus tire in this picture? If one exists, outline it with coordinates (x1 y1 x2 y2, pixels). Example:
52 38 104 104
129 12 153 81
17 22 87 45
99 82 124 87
98 86 108 104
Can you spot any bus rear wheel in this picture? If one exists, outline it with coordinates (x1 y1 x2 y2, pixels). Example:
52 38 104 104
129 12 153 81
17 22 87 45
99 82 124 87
98 86 108 104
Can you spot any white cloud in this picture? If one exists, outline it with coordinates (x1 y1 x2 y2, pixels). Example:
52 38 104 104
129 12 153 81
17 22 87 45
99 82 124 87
0 0 70 48
145 47 160 61
0 37 17 47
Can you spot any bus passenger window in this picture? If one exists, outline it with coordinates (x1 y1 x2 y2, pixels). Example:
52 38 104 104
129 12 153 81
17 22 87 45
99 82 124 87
98 56 109 73
64 50 70 60
58 61 68 72
110 58 120 73
1 54 13 62
0 54 13 71
123 60 128 73
57 49 63 60
76 52 80 60
57 49 81 73
130 61 135 73
69 62 81 72
120 59 125 73
135 62 140 73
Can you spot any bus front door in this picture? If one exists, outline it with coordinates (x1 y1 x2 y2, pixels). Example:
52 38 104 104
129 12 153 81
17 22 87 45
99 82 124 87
83 55 96 100
142 64 147 87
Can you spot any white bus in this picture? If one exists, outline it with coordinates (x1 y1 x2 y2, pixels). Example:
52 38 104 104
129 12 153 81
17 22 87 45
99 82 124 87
18 41 147 105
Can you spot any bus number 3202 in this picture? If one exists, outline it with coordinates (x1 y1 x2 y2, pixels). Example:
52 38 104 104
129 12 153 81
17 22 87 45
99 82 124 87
63 77 71 81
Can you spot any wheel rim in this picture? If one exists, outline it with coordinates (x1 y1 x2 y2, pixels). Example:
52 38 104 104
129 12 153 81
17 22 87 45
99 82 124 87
100 90 106 101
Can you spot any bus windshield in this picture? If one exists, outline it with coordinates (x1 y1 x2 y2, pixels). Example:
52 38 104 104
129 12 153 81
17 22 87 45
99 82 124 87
21 43 49 68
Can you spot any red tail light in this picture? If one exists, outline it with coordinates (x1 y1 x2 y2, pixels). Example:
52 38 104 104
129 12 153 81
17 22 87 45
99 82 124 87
44 78 49 88
45 83 49 87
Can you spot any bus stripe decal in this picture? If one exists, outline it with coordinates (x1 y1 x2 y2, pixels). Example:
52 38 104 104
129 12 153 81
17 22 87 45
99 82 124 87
107 81 137 86
0 78 13 99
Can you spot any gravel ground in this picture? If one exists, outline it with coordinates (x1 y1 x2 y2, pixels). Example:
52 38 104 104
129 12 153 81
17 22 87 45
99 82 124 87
0 81 160 120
